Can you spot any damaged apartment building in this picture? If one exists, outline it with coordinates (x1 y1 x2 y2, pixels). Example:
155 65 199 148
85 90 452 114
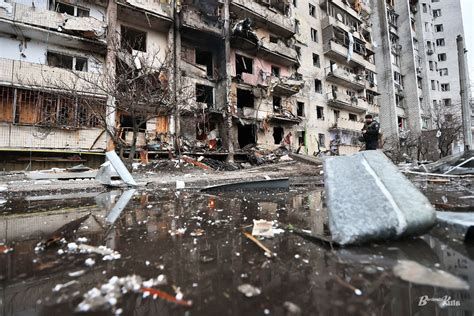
0 0 381 169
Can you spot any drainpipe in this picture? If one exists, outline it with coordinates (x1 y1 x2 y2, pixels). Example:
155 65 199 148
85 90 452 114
105 0 117 152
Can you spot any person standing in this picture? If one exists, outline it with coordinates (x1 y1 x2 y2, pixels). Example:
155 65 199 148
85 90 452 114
361 114 380 150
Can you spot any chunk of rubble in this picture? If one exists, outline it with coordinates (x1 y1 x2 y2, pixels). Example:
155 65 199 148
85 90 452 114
324 151 436 245
393 260 469 290
251 220 285 238
78 244 121 261
435 211 474 242
237 284 261 297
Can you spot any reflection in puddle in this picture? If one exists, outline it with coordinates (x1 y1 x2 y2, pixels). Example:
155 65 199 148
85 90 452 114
0 188 473 315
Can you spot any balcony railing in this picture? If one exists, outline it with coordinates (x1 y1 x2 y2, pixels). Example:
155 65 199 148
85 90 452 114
329 118 364 131
326 91 368 113
0 1 107 41
231 0 295 37
325 66 365 91
0 58 103 93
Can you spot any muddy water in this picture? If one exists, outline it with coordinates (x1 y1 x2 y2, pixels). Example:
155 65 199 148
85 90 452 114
1 188 474 316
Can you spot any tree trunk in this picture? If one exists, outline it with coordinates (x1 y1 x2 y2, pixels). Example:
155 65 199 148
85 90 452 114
127 122 139 171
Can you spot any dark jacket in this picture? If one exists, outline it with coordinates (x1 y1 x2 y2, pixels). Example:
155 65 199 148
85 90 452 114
362 120 380 141
362 120 380 150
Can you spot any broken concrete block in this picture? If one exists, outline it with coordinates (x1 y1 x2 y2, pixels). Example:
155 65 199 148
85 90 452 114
436 211 474 242
324 150 436 245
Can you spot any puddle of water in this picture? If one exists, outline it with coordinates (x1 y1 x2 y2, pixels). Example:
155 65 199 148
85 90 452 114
0 188 473 315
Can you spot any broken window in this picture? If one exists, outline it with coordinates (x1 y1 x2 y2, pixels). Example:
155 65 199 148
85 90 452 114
235 54 253 76
298 131 306 146
297 102 304 117
398 116 406 129
47 52 88 72
237 88 254 109
309 3 316 17
75 57 88 71
349 113 357 121
195 49 213 77
47 52 73 69
318 133 325 147
366 91 377 105
436 38 445 46
196 84 214 106
269 35 279 43
314 79 322 93
271 66 280 77
295 19 300 34
50 0 90 17
238 124 256 149
273 96 282 112
273 127 284 144
312 53 320 67
311 28 318 42
295 46 301 59
441 83 450 91
434 24 443 32
121 26 147 52
316 106 324 120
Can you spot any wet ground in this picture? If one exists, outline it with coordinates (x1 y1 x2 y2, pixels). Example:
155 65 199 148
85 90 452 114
1 186 474 316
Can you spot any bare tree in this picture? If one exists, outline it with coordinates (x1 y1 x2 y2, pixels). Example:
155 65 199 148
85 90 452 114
431 103 464 158
21 33 194 169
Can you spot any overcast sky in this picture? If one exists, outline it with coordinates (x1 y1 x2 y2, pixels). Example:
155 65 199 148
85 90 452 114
460 0 473 90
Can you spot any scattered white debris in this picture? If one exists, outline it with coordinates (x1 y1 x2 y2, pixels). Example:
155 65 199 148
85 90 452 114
53 280 79 292
85 258 96 267
237 284 261 297
169 227 187 236
176 181 185 190
294 254 300 259
77 237 88 243
283 301 301 315
67 242 78 252
393 260 470 290
68 270 86 278
76 275 152 312
78 244 121 261
57 249 65 255
0 199 7 205
0 186 7 192
142 275 167 288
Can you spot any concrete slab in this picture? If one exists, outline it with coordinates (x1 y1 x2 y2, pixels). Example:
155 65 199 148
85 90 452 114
436 211 474 242
324 150 436 245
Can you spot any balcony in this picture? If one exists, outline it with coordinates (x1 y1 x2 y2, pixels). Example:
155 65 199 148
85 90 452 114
0 2 106 51
117 0 172 31
321 16 367 43
231 36 298 67
270 76 305 96
323 41 375 72
320 0 361 21
0 58 102 93
326 92 368 113
329 118 363 132
325 66 365 91
230 0 295 38
322 26 376 72
180 5 223 37
347 0 372 16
